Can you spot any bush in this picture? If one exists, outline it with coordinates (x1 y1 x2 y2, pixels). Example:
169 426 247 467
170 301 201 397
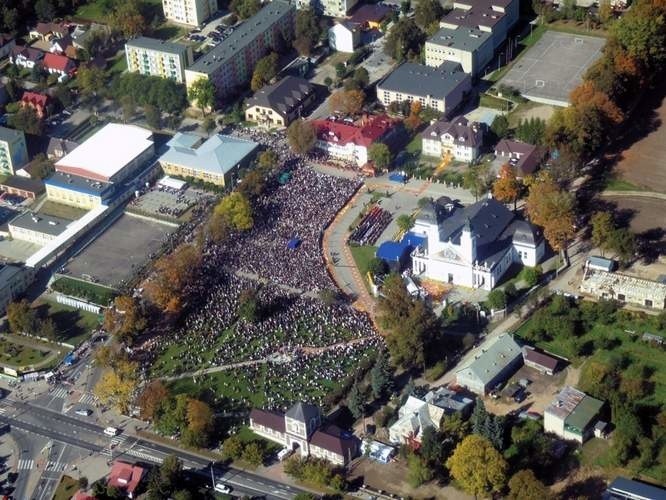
518 266 541 287
487 289 507 310
424 360 446 382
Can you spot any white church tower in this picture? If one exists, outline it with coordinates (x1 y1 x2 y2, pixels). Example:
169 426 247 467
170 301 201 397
460 217 477 263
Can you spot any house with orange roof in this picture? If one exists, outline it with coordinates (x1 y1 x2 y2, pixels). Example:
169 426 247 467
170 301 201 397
43 53 77 81
20 92 50 118
107 461 146 499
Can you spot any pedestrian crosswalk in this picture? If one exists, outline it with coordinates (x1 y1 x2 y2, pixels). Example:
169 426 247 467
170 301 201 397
110 435 126 447
45 460 68 472
17 459 33 470
78 393 96 405
0 406 8 415
49 387 69 399
127 448 162 464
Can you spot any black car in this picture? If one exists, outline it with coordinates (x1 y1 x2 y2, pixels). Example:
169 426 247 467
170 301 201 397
514 389 527 403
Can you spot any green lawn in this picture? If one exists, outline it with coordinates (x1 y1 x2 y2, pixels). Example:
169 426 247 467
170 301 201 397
52 476 79 500
349 245 378 276
152 22 189 41
604 177 645 192
0 337 50 368
34 299 102 347
50 276 117 306
108 53 128 77
75 1 108 22
406 135 422 155
479 93 514 111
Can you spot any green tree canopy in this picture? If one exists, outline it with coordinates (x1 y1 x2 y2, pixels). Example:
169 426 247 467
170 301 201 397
214 192 254 231
508 469 551 500
369 143 393 169
287 119 316 154
251 52 279 91
384 18 426 61
187 77 215 114
446 435 508 497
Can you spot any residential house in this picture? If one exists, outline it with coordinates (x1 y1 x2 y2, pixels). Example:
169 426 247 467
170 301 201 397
328 22 361 54
29 22 69 42
10 46 45 70
425 26 494 77
544 386 604 444
494 139 545 177
43 53 77 81
602 477 666 500
440 0 519 50
71 23 111 51
297 0 359 18
0 127 28 176
580 268 666 310
311 114 400 167
0 34 16 60
377 61 471 114
389 387 474 446
107 461 146 499
349 4 393 30
46 137 79 160
249 402 359 465
49 35 78 59
522 346 559 375
162 0 218 27
125 36 193 83
245 76 316 128
411 196 545 291
184 1 295 100
159 132 259 187
20 92 50 119
455 334 523 394
421 116 483 162
0 176 45 200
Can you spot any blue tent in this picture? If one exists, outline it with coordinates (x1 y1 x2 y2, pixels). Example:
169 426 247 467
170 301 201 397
287 238 301 249
63 353 76 366
388 172 407 183
376 231 426 271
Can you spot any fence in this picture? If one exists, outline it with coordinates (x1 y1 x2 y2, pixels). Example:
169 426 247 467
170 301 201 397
55 293 104 315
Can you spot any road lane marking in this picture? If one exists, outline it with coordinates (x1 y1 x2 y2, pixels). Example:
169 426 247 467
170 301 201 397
17 459 33 469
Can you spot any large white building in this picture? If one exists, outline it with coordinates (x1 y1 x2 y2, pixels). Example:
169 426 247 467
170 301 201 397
45 124 155 208
328 22 361 54
249 402 358 466
125 37 193 83
544 386 604 444
298 0 358 17
421 116 484 162
425 26 494 77
440 0 519 50
455 333 522 394
162 0 217 27
411 196 545 291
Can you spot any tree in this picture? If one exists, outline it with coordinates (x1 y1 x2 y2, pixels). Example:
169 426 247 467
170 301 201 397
35 0 56 21
78 476 89 490
493 164 521 209
407 452 434 487
137 381 170 421
353 67 370 88
590 211 616 256
76 65 107 96
348 382 365 419
213 192 253 230
404 101 422 131
463 163 491 201
487 289 507 310
104 295 147 345
420 426 447 466
94 359 139 414
251 52 279 91
369 143 393 170
8 107 43 135
188 78 215 114
609 227 635 263
202 115 216 136
366 257 388 276
241 441 265 467
120 94 135 123
414 0 443 31
293 9 321 56
329 89 366 115
401 0 411 15
7 300 38 334
54 84 73 109
384 18 426 61
441 413 470 444
516 117 546 145
525 173 576 257
490 114 509 138
39 318 57 341
370 350 393 399
144 104 161 129
287 119 316 154
611 4 666 72
446 435 508 497
396 214 413 233
257 150 279 170
508 469 551 500
185 398 214 446
108 0 146 38
222 434 244 460
230 0 261 19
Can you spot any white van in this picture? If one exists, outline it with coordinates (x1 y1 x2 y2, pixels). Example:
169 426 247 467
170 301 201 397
214 482 231 493
103 427 118 436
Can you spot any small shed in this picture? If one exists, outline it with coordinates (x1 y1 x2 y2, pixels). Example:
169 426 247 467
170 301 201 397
586 256 616 272
361 439 396 464
157 176 187 191
523 346 559 375
594 421 609 439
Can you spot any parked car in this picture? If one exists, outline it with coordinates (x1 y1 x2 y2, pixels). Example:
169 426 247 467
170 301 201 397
75 408 92 416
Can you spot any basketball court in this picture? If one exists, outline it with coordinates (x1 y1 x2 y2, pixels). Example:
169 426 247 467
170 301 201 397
498 31 605 107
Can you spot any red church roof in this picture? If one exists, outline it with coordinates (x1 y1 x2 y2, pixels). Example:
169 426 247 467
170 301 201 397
312 115 397 148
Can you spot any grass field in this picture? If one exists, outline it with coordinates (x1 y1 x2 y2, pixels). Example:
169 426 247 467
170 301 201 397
349 245 378 276
480 93 514 111
0 337 50 368
52 476 79 500
604 177 645 192
34 299 101 347
39 200 88 221
50 276 117 306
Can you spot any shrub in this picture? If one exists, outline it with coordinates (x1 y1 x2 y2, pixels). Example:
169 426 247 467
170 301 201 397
518 266 541 287
487 289 507 310
424 360 446 382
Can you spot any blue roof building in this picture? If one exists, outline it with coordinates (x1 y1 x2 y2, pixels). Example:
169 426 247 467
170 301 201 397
159 133 259 187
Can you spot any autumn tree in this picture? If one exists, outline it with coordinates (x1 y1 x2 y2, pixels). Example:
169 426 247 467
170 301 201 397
508 469 551 500
414 0 443 34
287 119 316 154
108 0 146 38
404 101 422 130
293 8 321 56
144 244 202 312
369 143 393 170
446 435 508 497
213 192 254 231
6 299 37 334
184 398 214 447
590 211 616 256
137 381 170 421
525 173 576 260
103 295 147 345
329 89 366 115
187 78 215 115
251 52 279 91
257 149 279 170
76 65 107 97
94 359 139 414
493 164 521 209
463 163 492 201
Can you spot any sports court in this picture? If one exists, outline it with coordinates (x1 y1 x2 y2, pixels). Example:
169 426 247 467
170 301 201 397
498 31 605 107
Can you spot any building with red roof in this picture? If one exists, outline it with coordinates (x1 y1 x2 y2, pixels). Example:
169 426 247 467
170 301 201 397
311 114 400 168
20 92 49 118
43 53 77 80
108 461 146 499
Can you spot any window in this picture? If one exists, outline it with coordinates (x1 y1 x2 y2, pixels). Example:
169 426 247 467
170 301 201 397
645 299 653 308
617 293 625 301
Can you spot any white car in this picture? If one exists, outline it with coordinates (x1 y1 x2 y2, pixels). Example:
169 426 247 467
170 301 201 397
214 482 232 493
75 408 92 416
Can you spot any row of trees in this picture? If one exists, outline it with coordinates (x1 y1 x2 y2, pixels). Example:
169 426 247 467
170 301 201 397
6 299 59 341
103 295 148 345
94 347 139 414
112 73 188 115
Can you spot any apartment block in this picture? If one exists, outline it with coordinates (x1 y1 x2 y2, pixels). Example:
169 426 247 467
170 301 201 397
440 0 519 50
162 0 217 27
297 0 359 18
0 126 28 176
425 26 494 77
185 1 295 101
125 37 193 83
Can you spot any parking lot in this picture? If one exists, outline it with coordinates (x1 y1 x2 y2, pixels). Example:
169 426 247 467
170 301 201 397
63 214 175 288
127 185 207 222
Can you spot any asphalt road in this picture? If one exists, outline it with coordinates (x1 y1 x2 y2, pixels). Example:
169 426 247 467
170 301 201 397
0 398 309 499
